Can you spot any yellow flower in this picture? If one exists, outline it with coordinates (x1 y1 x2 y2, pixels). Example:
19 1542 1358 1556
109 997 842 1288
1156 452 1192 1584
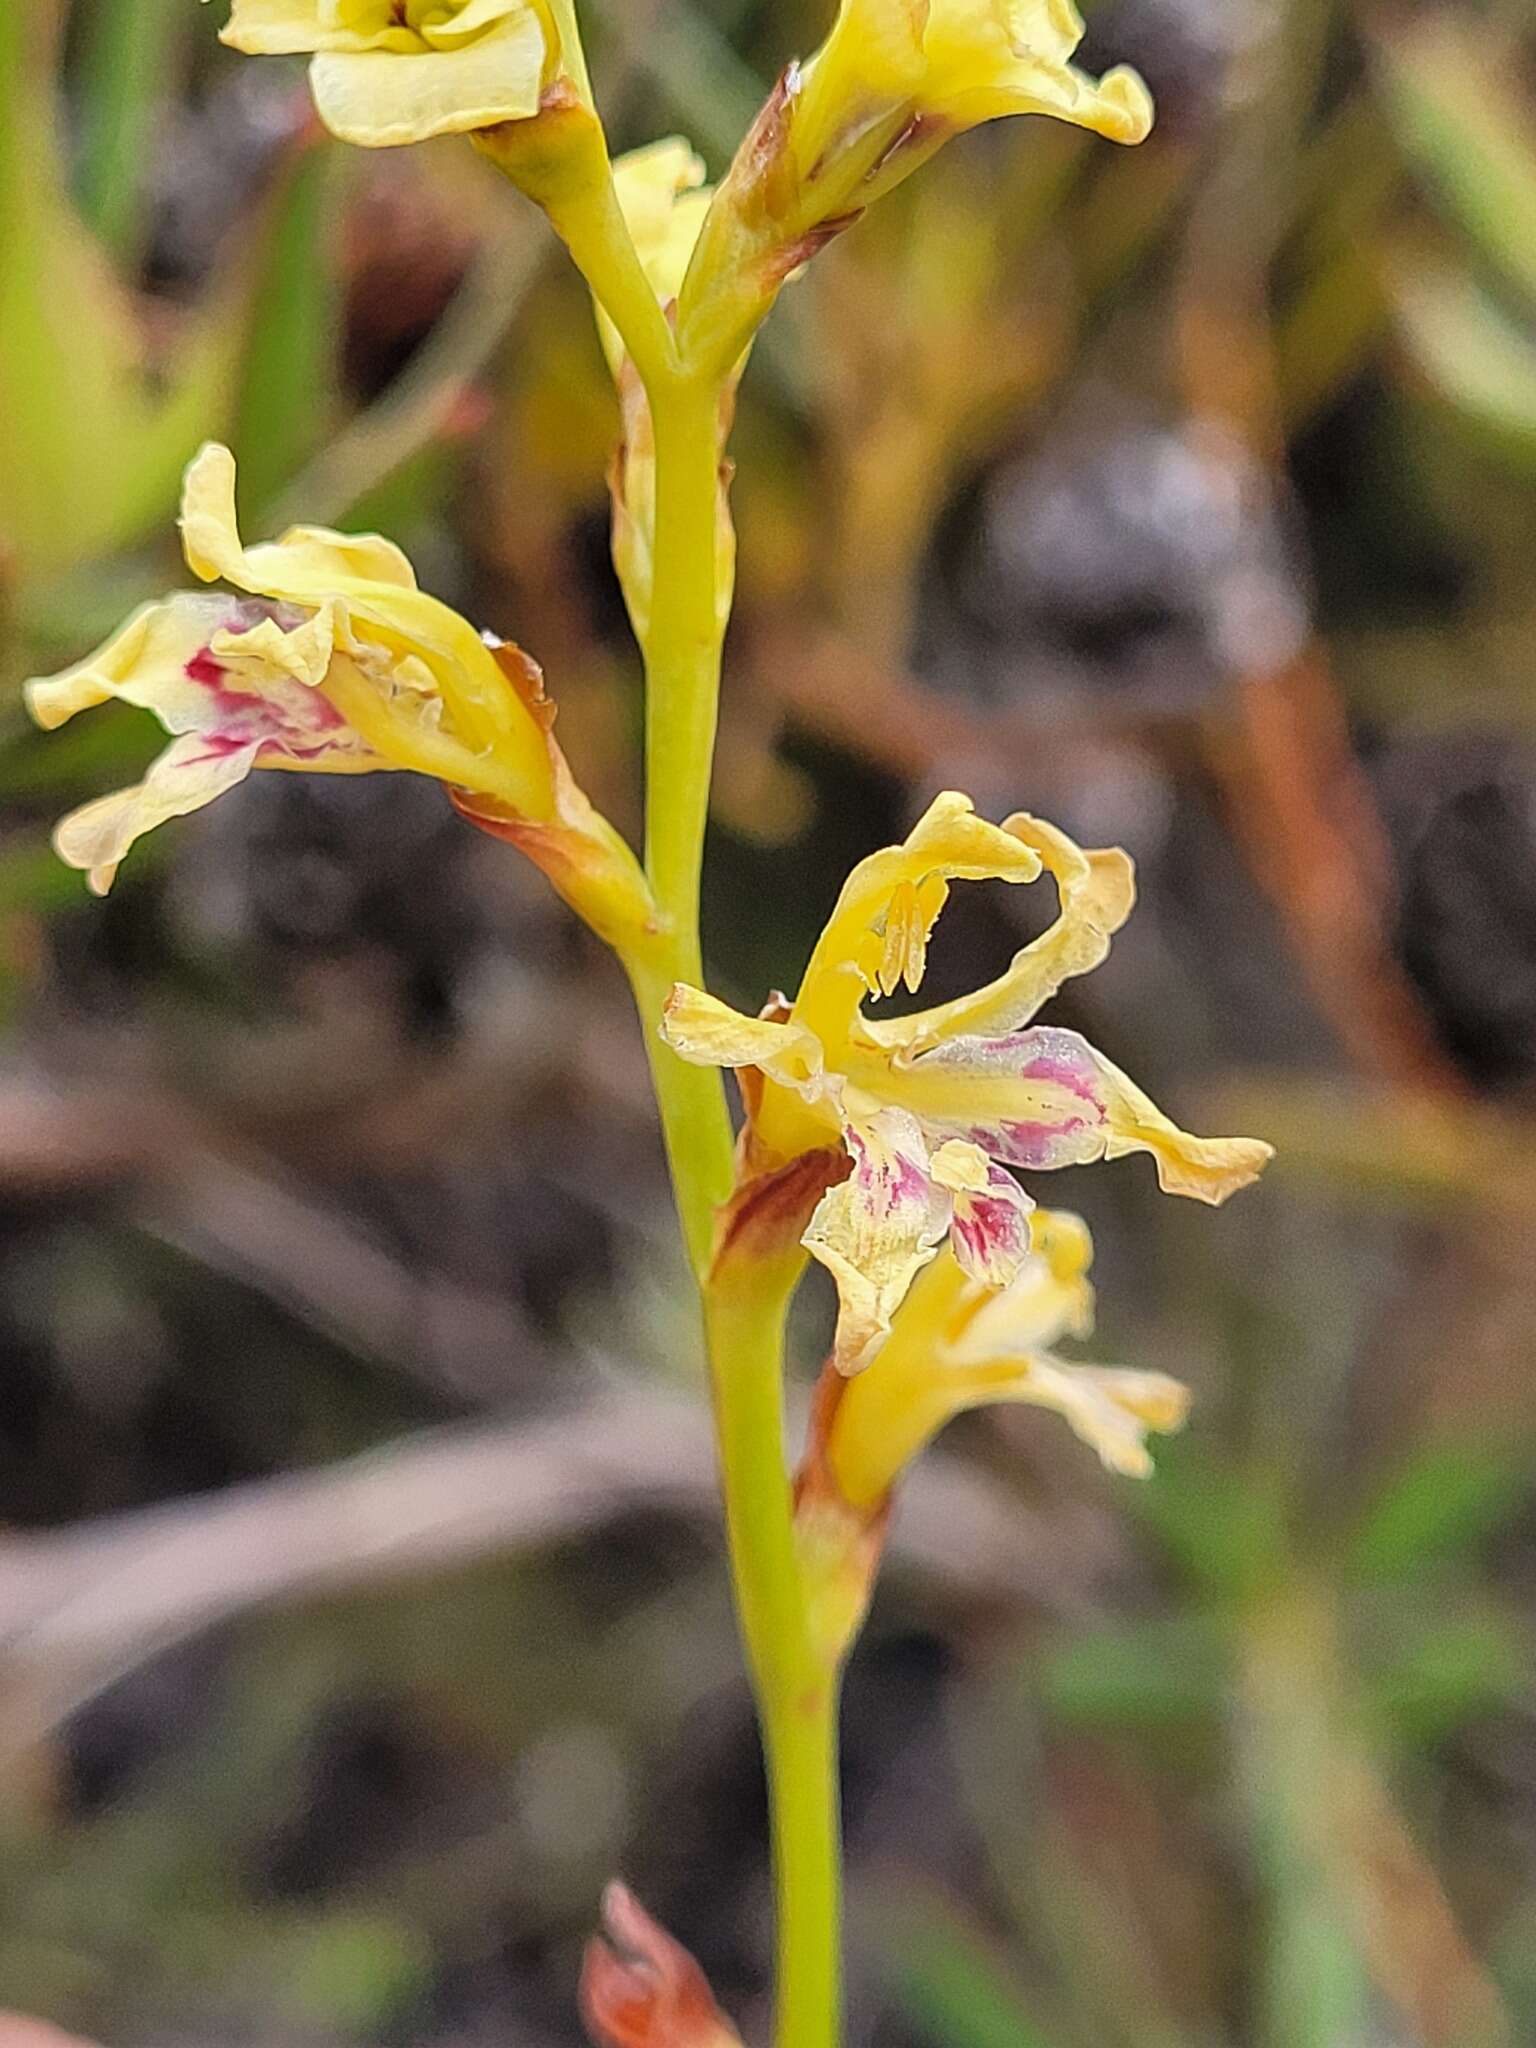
795 0 1153 173
674 0 1149 386
663 793 1270 1373
826 1215 1189 1508
26 442 561 894
214 0 553 147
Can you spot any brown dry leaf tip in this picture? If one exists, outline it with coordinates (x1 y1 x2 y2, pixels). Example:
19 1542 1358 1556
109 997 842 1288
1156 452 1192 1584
580 1883 743 2048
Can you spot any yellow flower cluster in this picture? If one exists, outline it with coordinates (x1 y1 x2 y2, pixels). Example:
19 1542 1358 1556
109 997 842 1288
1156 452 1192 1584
666 794 1268 1378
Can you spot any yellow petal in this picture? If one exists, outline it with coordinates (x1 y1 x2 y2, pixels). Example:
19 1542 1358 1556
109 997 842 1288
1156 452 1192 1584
1027 1204 1094 1297
180 442 415 594
794 791 1043 1052
875 813 1134 1053
803 1107 951 1374
613 137 711 303
946 1213 1094 1357
209 606 336 688
1093 1047 1274 1204
920 0 1154 141
219 0 339 55
597 139 713 378
421 0 529 47
943 54 1153 138
824 1251 975 1508
828 1231 1184 1504
54 733 264 895
660 981 828 1089
309 10 544 146
998 1359 1189 1477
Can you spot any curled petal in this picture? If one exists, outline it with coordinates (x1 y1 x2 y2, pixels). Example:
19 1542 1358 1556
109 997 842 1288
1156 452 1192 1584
804 1106 950 1374
825 1232 1182 1501
795 791 1043 1050
918 0 1153 139
1090 1043 1274 1200
877 813 1135 1053
929 1140 1033 1289
220 0 549 143
180 442 418 597
1028 1203 1094 1293
794 0 1151 216
219 0 354 55
27 598 216 733
26 593 376 768
54 733 265 895
580 1883 742 2048
936 54 1153 140
886 1023 1272 1203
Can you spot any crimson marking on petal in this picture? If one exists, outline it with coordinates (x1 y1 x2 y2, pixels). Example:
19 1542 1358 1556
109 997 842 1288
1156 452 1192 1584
881 1156 930 1205
963 1193 1025 1240
186 635 349 749
185 649 224 687
1013 1048 1101 1104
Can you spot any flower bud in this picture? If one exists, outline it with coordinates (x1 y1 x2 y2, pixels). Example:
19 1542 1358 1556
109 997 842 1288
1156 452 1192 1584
580 1885 743 2048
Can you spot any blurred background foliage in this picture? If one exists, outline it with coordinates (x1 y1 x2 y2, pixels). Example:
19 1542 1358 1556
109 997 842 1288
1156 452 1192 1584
2 0 1536 2042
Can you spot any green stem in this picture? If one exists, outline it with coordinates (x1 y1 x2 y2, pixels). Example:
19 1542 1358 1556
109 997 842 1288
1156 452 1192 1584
707 1269 844 2048
626 948 735 1280
765 1687 842 2048
644 374 726 935
634 359 844 2047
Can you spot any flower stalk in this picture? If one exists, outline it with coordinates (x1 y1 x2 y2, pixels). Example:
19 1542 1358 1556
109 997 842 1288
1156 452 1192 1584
27 8 1275 2046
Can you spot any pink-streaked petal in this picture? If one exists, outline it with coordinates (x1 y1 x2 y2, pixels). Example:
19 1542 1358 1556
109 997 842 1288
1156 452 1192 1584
803 1106 950 1375
876 1023 1106 1168
929 1140 1033 1289
25 592 379 770
884 1024 1271 1202
54 734 263 894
